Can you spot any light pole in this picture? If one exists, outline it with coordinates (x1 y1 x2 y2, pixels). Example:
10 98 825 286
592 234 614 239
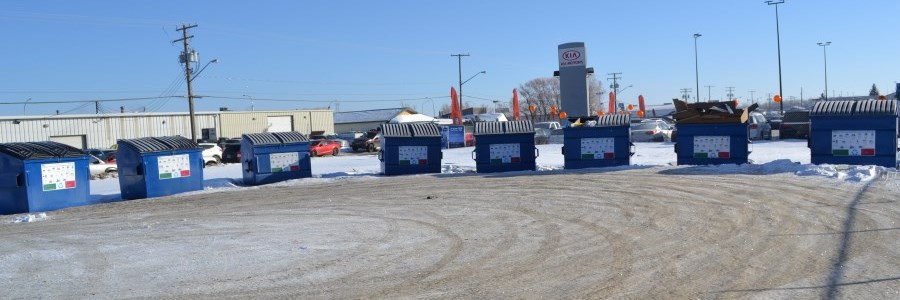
22 98 32 116
460 70 486 114
423 97 436 117
766 0 786 114
818 41 831 101
242 94 254 111
705 85 714 102
693 33 702 103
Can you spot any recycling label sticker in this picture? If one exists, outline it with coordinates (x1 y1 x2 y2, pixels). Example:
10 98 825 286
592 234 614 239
693 136 731 159
580 138 615 160
831 130 875 156
398 146 428 165
269 152 300 172
158 154 191 179
489 143 521 165
41 162 76 191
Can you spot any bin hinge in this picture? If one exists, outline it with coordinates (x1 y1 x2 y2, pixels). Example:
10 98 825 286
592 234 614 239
534 147 540 158
561 146 565 155
471 150 476 161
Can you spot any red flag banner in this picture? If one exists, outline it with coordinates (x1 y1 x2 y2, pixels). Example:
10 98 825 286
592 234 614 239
512 88 520 121
608 92 616 114
638 95 646 113
450 87 461 125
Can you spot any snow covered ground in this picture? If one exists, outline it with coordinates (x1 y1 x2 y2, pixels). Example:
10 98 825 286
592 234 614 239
88 139 898 203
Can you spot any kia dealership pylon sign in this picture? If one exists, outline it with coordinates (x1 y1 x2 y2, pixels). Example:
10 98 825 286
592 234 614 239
557 42 590 117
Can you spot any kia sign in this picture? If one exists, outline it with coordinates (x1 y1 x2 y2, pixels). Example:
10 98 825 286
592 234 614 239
558 46 585 68
557 42 590 117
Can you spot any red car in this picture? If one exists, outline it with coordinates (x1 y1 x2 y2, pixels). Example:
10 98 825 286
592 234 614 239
309 139 341 157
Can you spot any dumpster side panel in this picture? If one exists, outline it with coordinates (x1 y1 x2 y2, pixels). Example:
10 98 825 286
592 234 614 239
676 123 749 165
382 136 442 176
0 154 28 214
24 157 92 212
810 116 899 167
563 126 631 169
474 134 536 173
143 150 205 198
243 141 312 185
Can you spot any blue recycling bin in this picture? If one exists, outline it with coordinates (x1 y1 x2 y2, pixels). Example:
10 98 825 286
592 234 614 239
241 131 312 186
0 141 91 214
379 123 443 176
809 100 898 168
117 136 204 200
675 123 750 165
562 115 634 169
472 121 538 173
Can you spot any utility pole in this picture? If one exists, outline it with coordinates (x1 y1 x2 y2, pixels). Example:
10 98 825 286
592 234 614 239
607 72 622 102
725 87 735 102
95 101 100 114
450 53 469 124
680 88 692 102
704 85 714 102
749 90 756 105
175 24 199 143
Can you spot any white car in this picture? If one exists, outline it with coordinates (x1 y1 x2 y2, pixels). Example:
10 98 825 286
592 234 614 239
199 143 223 166
88 154 117 176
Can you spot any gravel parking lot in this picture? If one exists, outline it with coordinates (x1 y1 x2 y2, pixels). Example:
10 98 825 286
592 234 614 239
2 167 899 299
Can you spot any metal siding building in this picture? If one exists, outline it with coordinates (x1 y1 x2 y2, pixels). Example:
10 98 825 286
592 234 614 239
334 108 416 133
0 110 333 149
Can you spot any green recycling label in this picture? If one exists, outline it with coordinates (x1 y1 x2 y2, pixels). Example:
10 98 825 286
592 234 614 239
41 162 76 191
269 152 300 172
831 130 875 156
158 154 191 179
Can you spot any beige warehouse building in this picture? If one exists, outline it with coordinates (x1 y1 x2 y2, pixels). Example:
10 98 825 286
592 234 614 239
0 109 334 149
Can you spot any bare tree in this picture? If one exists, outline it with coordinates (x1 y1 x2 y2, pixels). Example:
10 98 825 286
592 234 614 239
515 77 604 121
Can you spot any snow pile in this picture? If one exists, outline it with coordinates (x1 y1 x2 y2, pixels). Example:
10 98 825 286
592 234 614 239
11 213 48 223
796 164 884 182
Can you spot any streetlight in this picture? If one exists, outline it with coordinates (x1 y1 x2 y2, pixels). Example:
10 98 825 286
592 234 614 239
242 94 254 111
817 41 831 101
423 97 436 117
766 0 786 114
693 33 702 103
460 70 486 116
22 98 32 116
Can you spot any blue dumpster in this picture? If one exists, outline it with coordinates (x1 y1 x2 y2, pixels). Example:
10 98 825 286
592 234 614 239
472 121 538 173
117 136 204 200
675 123 750 165
241 131 312 185
0 141 91 214
379 123 443 176
562 115 634 169
809 100 898 168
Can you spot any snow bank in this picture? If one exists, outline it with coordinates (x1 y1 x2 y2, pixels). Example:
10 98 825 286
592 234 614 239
10 213 48 223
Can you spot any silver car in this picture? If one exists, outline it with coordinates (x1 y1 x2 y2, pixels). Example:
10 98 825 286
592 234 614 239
748 112 772 140
631 120 673 142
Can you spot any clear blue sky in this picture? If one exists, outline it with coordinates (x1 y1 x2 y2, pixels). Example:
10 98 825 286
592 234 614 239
1 0 897 117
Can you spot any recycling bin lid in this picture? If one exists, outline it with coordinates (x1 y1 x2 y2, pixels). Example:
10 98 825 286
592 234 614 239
854 100 898 116
596 115 630 126
272 132 309 143
0 141 86 160
380 123 412 137
811 101 855 117
243 133 282 146
504 120 534 134
119 136 198 153
474 121 504 135
409 123 441 137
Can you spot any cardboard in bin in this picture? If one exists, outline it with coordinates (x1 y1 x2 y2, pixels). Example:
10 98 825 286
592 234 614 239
672 99 756 124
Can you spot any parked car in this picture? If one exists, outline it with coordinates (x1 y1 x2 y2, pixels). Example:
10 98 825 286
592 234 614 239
779 111 810 139
103 151 117 163
351 130 381 152
221 143 242 164
198 143 223 166
86 148 115 161
88 154 117 176
313 134 351 152
631 120 674 142
465 132 475 147
310 139 342 157
748 112 772 140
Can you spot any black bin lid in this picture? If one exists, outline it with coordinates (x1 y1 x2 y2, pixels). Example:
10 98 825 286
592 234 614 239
0 141 86 160
504 121 534 134
244 132 309 145
380 123 412 137
119 136 198 153
409 123 441 137
854 100 898 116
474 121 504 135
